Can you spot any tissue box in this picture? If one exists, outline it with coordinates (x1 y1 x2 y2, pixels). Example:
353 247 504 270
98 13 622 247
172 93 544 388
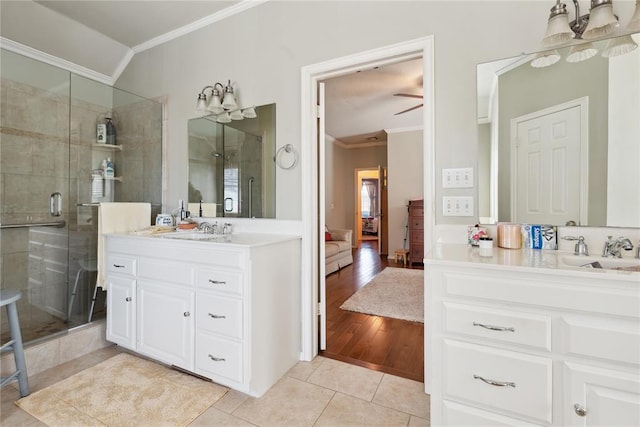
521 224 557 250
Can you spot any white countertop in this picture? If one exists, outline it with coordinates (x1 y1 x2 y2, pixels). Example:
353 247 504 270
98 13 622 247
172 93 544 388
425 243 640 281
107 231 301 248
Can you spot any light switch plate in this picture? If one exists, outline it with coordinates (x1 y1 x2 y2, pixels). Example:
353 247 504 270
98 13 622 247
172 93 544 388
442 196 474 216
442 168 474 188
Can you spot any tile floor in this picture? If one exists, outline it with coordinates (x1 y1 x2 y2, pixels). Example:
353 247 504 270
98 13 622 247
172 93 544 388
1 345 430 426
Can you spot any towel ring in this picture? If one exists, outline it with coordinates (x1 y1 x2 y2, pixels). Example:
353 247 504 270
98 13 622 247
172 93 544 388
275 144 298 170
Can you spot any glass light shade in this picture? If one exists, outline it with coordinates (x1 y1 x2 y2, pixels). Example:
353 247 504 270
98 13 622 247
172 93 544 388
530 50 562 68
216 112 231 123
196 94 208 112
602 35 638 58
566 43 598 62
222 91 237 110
582 3 618 39
542 13 575 47
230 110 244 120
242 107 257 119
207 94 224 114
628 0 640 31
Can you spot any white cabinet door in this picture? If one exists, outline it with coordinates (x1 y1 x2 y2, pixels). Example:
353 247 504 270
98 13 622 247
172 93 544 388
565 362 640 427
137 280 195 370
106 275 136 349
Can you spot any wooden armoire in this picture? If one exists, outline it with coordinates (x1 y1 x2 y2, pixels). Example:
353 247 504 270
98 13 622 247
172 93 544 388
408 199 424 264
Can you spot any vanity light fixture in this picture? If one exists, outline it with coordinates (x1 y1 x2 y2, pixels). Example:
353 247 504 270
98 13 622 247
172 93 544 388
530 49 562 68
601 34 638 57
566 42 598 62
542 0 618 48
242 106 257 119
195 81 257 123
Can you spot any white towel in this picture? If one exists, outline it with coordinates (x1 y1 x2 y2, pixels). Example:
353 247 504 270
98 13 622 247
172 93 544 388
96 202 151 288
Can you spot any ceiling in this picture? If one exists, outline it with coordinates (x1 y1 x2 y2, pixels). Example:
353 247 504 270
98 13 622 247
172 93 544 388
1 0 423 147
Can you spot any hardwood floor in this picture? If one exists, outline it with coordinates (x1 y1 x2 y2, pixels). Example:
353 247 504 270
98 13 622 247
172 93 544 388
320 240 425 382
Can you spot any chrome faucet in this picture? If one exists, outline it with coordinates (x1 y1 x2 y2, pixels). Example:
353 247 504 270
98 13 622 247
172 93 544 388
198 221 218 234
636 242 640 260
602 236 634 258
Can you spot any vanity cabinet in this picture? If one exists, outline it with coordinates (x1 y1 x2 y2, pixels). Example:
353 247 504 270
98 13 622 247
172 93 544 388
426 248 640 426
105 233 301 397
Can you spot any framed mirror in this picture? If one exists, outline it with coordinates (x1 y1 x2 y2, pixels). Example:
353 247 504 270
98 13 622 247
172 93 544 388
477 32 639 228
188 103 276 218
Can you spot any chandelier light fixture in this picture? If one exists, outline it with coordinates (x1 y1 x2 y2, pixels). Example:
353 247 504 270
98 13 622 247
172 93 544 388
536 0 639 67
195 80 257 123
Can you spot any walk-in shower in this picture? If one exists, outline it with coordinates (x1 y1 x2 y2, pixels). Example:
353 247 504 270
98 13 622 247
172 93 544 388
0 49 163 345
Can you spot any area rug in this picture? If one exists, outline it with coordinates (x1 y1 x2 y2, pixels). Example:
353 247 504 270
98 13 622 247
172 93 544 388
16 353 227 427
340 267 424 323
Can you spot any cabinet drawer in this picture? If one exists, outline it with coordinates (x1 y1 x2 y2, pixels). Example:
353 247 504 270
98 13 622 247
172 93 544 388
137 258 195 287
443 302 551 351
442 400 544 426
196 333 243 383
197 293 243 339
559 315 640 365
441 271 640 318
444 340 552 424
197 268 243 296
410 219 424 230
106 255 136 275
410 207 424 217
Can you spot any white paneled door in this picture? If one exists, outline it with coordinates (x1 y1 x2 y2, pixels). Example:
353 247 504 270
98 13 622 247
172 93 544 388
511 99 587 226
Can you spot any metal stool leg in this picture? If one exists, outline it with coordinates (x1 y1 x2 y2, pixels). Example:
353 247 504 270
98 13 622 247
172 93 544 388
1 291 29 397
88 280 100 323
67 267 84 321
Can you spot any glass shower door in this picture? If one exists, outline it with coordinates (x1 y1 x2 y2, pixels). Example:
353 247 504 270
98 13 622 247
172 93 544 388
1 49 71 343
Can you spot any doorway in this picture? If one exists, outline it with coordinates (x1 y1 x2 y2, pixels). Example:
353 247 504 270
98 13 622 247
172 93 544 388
300 35 434 365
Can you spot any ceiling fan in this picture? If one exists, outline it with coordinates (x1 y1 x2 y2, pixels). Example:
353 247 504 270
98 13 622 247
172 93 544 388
393 93 423 115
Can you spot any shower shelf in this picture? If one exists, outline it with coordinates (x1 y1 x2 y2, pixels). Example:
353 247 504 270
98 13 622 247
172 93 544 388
92 144 122 151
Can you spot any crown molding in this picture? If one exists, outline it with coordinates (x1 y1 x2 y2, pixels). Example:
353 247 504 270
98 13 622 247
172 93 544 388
0 36 115 86
132 0 270 54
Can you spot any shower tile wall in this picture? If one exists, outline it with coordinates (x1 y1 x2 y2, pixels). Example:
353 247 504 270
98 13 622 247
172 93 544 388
112 99 162 208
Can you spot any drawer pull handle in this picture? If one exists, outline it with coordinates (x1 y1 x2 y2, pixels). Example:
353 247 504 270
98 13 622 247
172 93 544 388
208 279 227 285
208 354 226 362
574 404 587 417
125 297 132 302
208 313 226 319
472 322 515 332
473 374 516 388
113 264 125 268
183 311 191 317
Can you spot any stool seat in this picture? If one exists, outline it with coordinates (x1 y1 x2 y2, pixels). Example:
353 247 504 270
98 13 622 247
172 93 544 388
0 290 21 306
0 289 30 397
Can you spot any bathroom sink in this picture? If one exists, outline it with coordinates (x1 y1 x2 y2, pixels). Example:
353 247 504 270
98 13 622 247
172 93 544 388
159 232 220 241
560 255 640 271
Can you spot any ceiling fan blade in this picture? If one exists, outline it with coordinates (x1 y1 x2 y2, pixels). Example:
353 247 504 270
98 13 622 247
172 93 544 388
395 104 423 115
394 93 423 99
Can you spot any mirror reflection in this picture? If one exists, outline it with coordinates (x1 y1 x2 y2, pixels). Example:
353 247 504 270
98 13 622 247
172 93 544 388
477 33 640 228
188 103 276 218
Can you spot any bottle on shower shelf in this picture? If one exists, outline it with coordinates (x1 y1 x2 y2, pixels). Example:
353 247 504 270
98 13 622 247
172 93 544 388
105 117 116 145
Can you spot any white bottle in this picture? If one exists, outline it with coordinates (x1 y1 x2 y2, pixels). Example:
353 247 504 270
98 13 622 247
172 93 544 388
97 124 106 143
104 157 114 178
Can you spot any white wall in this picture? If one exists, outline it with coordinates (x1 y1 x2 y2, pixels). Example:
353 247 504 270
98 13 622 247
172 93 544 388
114 1 562 221
387 129 423 255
